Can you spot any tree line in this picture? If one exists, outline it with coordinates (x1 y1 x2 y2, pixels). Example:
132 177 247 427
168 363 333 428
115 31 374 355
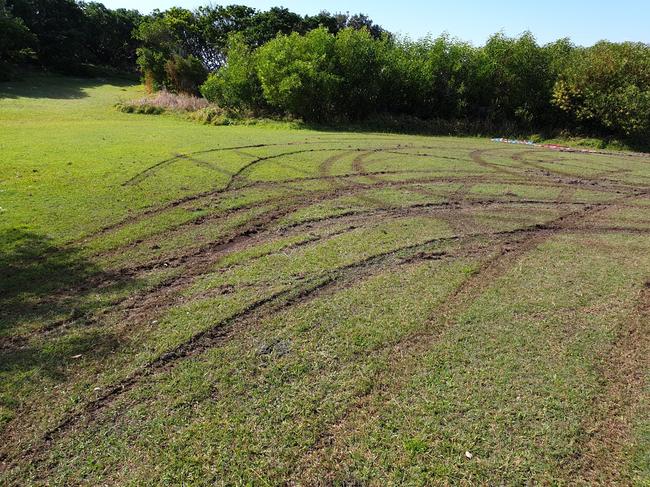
202 29 650 140
1 0 142 74
0 0 382 77
1 0 648 141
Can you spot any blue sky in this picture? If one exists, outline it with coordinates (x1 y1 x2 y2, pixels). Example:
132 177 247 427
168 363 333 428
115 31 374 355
101 0 650 46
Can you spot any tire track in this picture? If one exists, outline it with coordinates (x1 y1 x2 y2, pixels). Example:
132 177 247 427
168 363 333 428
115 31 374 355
3 135 650 486
81 163 632 248
11 208 607 471
8 229 507 469
291 201 625 483
122 143 275 187
183 155 235 177
471 149 524 177
82 146 417 243
563 280 650 483
318 151 353 178
7 207 648 479
8 196 596 349
81 144 646 246
122 139 361 187
511 150 649 193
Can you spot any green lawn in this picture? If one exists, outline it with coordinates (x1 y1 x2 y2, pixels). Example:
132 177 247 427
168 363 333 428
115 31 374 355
1 74 649 485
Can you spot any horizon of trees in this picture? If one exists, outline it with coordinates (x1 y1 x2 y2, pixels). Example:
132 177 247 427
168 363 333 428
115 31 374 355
201 28 650 140
0 1 384 75
1 0 649 141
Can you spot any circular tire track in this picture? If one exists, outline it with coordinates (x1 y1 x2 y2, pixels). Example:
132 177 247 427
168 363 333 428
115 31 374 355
3 138 650 481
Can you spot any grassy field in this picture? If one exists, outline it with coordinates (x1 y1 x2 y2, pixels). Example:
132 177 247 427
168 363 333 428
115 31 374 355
1 74 649 485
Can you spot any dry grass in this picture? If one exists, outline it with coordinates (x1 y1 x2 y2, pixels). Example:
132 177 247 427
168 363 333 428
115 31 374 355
118 90 209 114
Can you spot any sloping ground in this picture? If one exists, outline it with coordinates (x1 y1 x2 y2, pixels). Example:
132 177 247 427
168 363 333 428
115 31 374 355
1 77 649 485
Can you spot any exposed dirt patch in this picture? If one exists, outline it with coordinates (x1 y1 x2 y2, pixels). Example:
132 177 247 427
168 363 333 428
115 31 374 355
290 201 631 483
5 139 650 483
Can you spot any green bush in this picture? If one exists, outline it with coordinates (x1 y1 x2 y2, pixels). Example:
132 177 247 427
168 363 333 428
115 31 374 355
552 42 650 138
137 47 168 92
115 102 164 115
230 29 576 127
256 28 340 121
189 106 228 124
135 8 208 92
200 33 263 110
164 54 207 95
331 27 388 119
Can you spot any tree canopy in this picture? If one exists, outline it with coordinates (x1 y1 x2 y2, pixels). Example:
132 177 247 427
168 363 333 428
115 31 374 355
2 1 648 141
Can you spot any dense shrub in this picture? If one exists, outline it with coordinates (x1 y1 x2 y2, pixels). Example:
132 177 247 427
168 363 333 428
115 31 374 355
116 102 164 115
256 28 340 121
331 27 388 119
194 6 385 69
164 54 207 94
7 0 87 69
0 1 34 59
3 0 648 143
552 41 650 138
189 105 229 124
6 0 142 73
80 3 142 71
135 8 202 91
197 25 649 143
253 27 393 121
132 5 386 92
200 33 263 110
137 47 168 92
379 35 480 119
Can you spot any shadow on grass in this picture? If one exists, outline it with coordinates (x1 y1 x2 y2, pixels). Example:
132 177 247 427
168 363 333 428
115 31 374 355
0 72 134 100
0 229 132 387
0 330 121 380
301 116 650 154
0 228 136 333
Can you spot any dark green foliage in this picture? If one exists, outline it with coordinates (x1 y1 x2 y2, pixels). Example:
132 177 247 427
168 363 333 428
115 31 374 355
478 33 557 126
4 0 142 73
0 0 36 78
200 33 263 111
8 0 87 69
116 102 164 114
380 35 480 119
195 4 256 69
253 27 391 121
246 7 305 46
135 6 370 92
0 0 35 61
203 26 650 142
331 27 388 119
553 41 650 139
2 0 647 142
135 7 206 90
134 7 207 93
184 6 385 70
80 3 142 71
1 1 384 81
256 28 340 121
164 54 207 95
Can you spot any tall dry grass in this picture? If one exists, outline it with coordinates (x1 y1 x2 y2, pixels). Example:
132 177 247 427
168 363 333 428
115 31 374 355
118 90 209 114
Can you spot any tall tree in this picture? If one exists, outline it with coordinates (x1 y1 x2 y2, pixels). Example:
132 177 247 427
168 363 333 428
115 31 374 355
8 0 87 69
0 0 36 74
80 2 142 70
195 4 256 69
